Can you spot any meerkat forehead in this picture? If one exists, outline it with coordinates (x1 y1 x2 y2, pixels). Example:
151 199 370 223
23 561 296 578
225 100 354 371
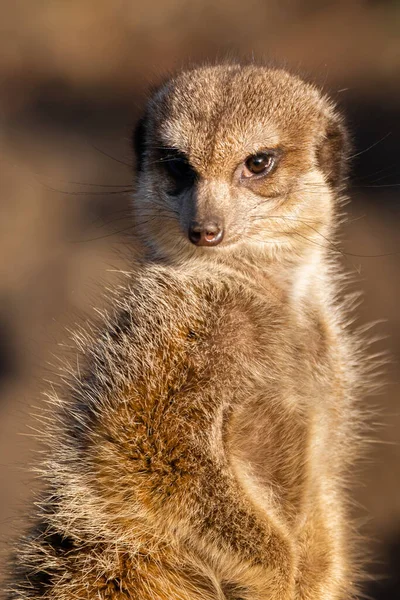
147 65 332 175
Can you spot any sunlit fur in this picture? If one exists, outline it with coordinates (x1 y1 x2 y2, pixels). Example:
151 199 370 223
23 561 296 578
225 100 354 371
6 64 377 599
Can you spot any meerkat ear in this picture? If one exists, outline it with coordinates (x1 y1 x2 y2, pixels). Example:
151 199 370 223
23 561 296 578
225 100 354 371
132 114 148 174
317 113 350 191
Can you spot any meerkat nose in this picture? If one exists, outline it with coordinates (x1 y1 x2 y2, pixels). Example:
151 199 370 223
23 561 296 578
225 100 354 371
188 221 224 247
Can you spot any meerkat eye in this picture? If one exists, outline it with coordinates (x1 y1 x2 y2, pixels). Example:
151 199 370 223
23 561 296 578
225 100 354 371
160 149 197 192
243 151 277 178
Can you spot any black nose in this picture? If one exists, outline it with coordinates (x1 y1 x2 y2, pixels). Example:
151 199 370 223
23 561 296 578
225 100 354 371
188 221 224 246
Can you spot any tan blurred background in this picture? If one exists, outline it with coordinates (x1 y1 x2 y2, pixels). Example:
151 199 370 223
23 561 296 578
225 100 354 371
0 0 399 596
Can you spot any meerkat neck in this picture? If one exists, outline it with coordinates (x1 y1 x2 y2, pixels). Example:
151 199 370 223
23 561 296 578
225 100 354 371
143 241 330 311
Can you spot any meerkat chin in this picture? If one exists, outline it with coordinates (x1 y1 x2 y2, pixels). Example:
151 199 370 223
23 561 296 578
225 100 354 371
7 64 373 600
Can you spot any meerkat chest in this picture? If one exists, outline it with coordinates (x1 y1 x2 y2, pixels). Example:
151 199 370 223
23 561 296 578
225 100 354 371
219 287 338 520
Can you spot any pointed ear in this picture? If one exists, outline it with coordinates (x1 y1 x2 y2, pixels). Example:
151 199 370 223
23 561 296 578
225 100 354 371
132 113 148 174
317 113 350 191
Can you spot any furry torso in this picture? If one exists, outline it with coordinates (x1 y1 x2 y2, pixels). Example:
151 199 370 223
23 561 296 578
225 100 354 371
7 258 359 600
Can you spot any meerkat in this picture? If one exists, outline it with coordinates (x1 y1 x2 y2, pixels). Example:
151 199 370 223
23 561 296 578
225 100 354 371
6 63 372 600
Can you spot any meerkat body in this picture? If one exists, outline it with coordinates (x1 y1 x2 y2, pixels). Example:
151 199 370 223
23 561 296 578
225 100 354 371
7 65 367 599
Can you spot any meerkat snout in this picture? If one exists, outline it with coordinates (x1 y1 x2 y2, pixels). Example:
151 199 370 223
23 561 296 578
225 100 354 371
188 220 224 246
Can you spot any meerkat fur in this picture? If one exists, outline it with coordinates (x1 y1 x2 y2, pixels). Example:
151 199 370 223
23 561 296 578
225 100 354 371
6 63 378 600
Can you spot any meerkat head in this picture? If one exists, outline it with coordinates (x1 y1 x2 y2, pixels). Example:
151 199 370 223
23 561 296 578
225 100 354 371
132 64 349 264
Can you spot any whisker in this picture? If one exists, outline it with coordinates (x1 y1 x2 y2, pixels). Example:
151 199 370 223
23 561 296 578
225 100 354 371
150 146 182 151
68 225 139 243
246 227 400 260
86 207 178 230
66 181 133 188
354 183 400 189
348 133 392 160
89 144 133 168
248 213 322 226
43 184 134 196
352 164 397 184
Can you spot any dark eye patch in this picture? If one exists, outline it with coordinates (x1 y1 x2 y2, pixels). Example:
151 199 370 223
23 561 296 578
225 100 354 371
159 149 197 194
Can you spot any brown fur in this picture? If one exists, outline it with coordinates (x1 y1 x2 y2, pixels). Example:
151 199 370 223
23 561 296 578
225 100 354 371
6 64 373 599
